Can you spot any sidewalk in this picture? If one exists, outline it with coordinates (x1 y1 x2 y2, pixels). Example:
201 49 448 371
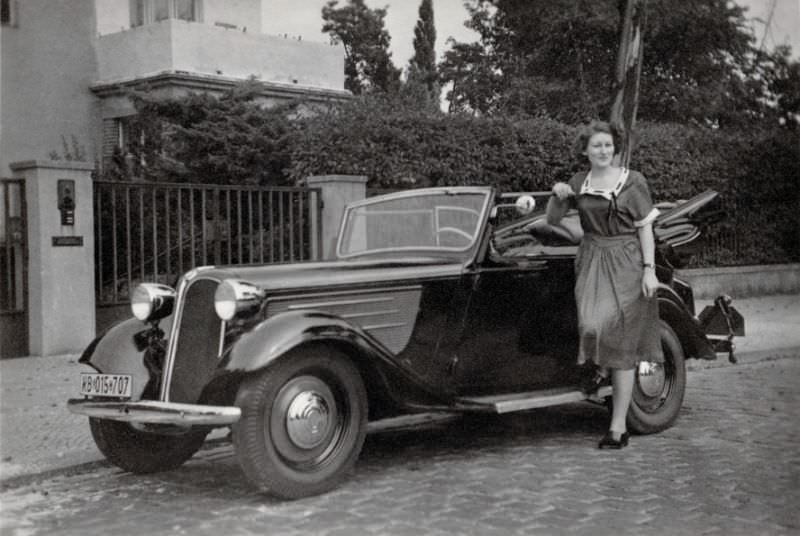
1 294 798 483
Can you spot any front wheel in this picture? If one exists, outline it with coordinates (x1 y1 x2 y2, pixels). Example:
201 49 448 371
89 418 208 473
626 321 687 434
232 345 368 499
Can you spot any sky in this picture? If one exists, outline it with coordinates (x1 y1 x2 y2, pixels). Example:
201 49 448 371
261 0 800 71
744 0 800 54
261 0 477 71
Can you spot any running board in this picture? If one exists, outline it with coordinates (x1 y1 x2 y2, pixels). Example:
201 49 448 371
458 385 613 414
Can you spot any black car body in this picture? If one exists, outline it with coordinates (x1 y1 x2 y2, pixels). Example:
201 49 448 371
68 187 742 498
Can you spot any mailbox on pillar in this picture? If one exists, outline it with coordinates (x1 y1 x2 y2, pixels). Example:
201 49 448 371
57 179 76 226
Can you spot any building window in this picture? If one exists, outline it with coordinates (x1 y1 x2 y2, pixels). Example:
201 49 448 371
175 0 196 21
1 0 16 26
152 0 170 22
102 117 143 176
131 0 199 27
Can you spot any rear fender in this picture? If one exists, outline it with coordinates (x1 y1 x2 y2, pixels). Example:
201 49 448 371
79 318 157 401
657 286 715 360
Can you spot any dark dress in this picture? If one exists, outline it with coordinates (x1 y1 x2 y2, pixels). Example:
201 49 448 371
567 168 663 369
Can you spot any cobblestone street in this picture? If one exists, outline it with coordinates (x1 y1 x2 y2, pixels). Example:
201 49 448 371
1 356 798 536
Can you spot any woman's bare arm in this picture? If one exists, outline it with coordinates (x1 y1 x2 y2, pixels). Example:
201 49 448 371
546 182 575 224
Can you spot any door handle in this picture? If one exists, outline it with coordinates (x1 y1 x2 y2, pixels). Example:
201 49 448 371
520 260 547 270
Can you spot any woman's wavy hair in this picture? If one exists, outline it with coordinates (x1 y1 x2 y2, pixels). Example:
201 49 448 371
574 120 622 159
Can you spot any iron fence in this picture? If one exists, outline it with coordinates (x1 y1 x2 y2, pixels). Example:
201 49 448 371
690 193 745 267
94 181 322 306
0 178 28 357
0 179 26 314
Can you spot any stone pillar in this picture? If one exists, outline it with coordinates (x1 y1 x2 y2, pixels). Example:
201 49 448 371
11 160 95 356
306 175 368 260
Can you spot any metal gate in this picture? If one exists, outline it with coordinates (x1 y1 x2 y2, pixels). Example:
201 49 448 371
0 179 28 358
93 181 322 332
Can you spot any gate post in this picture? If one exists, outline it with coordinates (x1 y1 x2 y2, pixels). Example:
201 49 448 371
306 175 368 260
10 160 95 356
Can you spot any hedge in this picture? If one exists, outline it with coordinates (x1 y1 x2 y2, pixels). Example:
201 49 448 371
288 102 799 267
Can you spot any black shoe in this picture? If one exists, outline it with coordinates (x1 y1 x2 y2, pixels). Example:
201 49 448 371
598 431 629 449
581 370 609 395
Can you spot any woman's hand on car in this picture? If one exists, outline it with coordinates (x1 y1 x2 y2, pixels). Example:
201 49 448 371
552 182 575 201
642 269 659 298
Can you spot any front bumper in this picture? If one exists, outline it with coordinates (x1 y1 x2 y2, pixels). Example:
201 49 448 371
67 399 241 426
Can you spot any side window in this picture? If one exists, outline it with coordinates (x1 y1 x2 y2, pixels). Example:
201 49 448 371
1 0 16 26
131 0 146 26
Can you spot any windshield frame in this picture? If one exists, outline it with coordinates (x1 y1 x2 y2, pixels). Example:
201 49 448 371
335 187 494 260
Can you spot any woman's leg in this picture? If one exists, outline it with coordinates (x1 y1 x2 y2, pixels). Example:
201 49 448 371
609 367 635 438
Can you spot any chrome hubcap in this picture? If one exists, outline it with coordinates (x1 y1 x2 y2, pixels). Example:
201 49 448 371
286 391 332 449
637 361 666 398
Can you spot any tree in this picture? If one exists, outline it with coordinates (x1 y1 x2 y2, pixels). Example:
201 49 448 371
637 0 754 126
438 0 795 128
759 45 800 129
322 0 401 95
407 0 439 107
439 0 618 119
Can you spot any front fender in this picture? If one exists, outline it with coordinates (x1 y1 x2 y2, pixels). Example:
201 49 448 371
222 310 395 373
79 318 155 401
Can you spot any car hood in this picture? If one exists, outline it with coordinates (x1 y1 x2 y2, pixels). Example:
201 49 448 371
190 257 465 293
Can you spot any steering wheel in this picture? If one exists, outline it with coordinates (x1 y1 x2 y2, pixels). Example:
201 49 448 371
436 226 473 247
524 217 583 246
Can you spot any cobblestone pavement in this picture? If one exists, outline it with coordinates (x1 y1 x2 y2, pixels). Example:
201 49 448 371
1 356 798 536
2 294 797 481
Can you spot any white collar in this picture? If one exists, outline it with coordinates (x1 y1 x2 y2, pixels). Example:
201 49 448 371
580 168 629 200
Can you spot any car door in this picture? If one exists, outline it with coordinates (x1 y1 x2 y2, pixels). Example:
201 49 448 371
453 232 580 396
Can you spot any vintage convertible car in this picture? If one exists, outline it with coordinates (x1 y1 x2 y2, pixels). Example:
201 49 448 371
68 187 743 499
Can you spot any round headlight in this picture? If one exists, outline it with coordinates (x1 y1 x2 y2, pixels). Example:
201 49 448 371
214 280 265 321
131 283 175 322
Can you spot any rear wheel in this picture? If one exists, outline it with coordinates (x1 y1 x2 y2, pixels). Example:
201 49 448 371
626 320 687 434
233 345 367 499
90 418 208 473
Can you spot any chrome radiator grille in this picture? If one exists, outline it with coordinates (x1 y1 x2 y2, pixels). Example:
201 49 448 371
167 278 223 403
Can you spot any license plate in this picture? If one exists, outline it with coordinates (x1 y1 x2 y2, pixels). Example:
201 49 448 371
80 373 133 398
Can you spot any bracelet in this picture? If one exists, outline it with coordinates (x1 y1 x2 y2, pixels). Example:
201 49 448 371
643 263 655 270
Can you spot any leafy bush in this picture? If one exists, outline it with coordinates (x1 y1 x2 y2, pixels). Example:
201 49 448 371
288 94 580 190
634 123 800 266
112 86 797 266
289 97 799 266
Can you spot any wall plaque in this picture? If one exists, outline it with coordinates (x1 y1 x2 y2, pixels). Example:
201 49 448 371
52 236 84 247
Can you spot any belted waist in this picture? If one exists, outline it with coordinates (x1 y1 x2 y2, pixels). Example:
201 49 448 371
582 233 637 247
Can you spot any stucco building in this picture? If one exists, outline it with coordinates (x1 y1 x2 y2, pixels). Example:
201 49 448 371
0 0 348 357
0 0 348 175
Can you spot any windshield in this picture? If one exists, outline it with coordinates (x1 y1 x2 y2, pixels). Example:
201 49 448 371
337 189 491 258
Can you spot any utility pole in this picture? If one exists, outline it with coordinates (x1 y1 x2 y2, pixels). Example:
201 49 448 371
610 0 647 168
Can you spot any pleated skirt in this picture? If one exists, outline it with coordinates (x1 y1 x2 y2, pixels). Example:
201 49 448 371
574 233 663 369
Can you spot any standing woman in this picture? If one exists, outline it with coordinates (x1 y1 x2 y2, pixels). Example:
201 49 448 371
546 120 663 449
